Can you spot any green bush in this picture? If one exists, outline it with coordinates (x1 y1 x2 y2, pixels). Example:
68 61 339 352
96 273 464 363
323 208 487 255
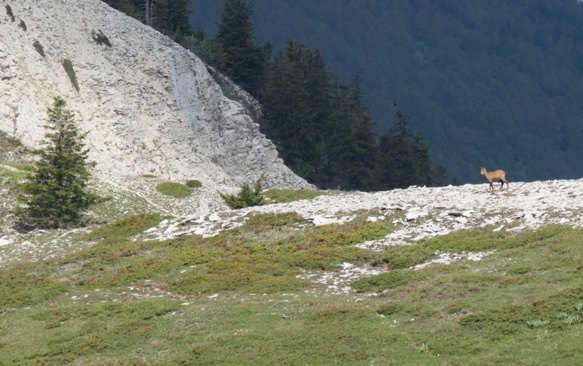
33 41 45 58
156 182 191 198
186 179 202 188
5 5 15 22
81 213 164 246
62 59 80 92
18 20 26 31
352 269 414 292
0 130 22 150
0 269 68 308
91 29 112 47
220 173 265 209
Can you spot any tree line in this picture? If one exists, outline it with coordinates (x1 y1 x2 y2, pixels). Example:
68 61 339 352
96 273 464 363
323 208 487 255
103 0 450 191
190 0 583 183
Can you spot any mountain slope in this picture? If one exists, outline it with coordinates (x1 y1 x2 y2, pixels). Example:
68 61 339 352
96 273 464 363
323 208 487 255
189 0 583 183
0 0 309 190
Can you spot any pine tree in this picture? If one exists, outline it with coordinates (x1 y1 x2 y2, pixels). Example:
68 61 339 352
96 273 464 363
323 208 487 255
150 0 192 41
325 75 377 190
219 173 265 209
261 40 333 185
17 97 97 230
102 0 191 42
215 0 269 96
374 103 432 190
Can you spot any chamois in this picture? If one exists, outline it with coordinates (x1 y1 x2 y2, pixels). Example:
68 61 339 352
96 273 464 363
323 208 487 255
481 167 508 192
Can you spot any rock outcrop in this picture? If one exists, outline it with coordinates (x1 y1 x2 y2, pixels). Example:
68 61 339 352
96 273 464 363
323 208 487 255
0 0 310 189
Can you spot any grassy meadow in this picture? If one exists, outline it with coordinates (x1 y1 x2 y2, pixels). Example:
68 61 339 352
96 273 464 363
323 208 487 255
2 131 583 365
1 208 583 365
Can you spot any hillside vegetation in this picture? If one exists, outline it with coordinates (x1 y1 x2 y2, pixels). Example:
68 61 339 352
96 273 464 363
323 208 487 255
189 0 583 183
2 131 583 365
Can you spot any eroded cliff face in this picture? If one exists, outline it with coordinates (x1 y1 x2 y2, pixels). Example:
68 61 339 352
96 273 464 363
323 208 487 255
0 0 309 189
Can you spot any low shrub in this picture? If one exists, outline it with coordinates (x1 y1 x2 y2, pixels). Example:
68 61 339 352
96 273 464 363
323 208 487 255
0 267 68 308
91 29 112 47
526 319 549 329
460 285 583 335
18 20 26 31
81 213 165 246
220 173 265 209
186 179 202 188
0 130 22 150
352 269 414 292
5 5 15 22
156 182 191 198
33 40 45 57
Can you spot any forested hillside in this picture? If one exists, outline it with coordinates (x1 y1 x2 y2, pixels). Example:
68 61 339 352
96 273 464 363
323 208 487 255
103 0 445 191
188 0 583 183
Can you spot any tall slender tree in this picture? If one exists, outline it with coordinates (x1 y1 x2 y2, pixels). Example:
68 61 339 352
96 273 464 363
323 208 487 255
151 0 192 41
17 97 97 230
325 75 377 190
374 103 432 190
261 40 333 184
215 0 269 96
102 0 191 41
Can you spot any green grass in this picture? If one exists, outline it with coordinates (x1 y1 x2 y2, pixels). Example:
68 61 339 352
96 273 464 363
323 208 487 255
155 182 191 198
1 215 583 365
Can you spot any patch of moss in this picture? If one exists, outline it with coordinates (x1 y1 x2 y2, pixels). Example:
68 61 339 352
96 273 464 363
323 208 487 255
185 179 202 188
156 182 191 198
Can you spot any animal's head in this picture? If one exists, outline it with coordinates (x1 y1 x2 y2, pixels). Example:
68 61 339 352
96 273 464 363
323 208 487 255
480 167 486 175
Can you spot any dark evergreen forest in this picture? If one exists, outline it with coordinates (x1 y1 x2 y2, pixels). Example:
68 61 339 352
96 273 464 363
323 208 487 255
104 0 446 191
188 0 583 183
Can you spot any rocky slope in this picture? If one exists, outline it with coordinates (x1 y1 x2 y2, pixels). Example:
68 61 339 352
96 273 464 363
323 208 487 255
2 176 582 273
142 179 583 245
0 0 309 189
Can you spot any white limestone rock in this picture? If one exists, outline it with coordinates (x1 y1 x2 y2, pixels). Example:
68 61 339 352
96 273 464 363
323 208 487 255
0 0 310 190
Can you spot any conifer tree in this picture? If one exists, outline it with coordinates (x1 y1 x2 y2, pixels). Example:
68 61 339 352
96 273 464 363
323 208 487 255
325 75 377 190
17 97 97 230
374 103 431 190
215 0 269 96
261 40 333 185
